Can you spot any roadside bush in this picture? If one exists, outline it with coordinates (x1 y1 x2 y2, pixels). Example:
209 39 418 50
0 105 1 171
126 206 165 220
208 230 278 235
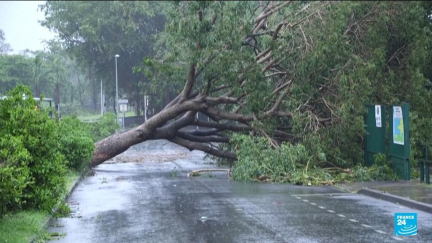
0 85 66 215
0 136 31 215
57 116 94 171
87 113 119 142
231 134 398 185
231 135 326 185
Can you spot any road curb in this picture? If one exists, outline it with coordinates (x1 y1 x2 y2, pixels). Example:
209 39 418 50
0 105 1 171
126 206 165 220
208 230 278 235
358 188 432 214
30 168 89 243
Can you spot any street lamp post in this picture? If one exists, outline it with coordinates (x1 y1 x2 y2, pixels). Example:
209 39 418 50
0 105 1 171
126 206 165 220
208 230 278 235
115 54 120 125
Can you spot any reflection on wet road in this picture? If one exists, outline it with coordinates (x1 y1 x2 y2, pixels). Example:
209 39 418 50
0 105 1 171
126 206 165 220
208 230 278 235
48 140 432 243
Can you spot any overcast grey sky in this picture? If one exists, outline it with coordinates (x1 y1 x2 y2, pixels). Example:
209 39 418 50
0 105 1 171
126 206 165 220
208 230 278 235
0 1 55 54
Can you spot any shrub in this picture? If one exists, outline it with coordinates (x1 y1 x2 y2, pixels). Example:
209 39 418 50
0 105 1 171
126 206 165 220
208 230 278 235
87 113 119 142
0 136 31 214
231 134 398 185
57 116 94 171
0 85 66 215
231 134 322 185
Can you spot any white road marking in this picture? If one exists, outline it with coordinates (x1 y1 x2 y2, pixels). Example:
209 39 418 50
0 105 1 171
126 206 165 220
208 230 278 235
349 219 358 222
361 224 372 228
310 203 316 205
392 236 403 241
327 210 335 213
374 230 386 234
337 214 346 218
295 197 301 199
318 206 326 209
302 199 309 202
290 193 348 197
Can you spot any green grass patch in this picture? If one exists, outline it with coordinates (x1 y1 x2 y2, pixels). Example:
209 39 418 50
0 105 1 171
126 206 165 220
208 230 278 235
0 171 81 243
77 113 102 121
77 111 137 122
0 210 48 243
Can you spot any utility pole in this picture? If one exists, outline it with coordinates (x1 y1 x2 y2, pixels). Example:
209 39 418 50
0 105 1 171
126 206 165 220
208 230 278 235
101 80 103 116
144 95 147 122
115 54 120 125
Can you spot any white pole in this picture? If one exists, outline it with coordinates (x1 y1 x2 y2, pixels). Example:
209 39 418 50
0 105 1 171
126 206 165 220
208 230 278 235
144 95 147 122
115 54 119 126
101 80 103 116
123 110 125 130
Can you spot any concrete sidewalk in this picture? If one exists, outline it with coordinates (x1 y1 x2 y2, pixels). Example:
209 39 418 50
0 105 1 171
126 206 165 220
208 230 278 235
335 180 432 213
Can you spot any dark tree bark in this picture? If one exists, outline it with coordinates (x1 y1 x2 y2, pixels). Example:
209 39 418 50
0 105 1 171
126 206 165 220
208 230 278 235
34 83 40 98
90 65 98 112
135 96 141 116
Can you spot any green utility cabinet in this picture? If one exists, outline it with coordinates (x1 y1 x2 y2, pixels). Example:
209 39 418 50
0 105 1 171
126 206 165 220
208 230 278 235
389 103 410 180
364 104 386 166
364 103 410 180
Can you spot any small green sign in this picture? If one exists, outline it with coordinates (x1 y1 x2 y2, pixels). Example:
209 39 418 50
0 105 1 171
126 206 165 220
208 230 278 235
393 106 404 145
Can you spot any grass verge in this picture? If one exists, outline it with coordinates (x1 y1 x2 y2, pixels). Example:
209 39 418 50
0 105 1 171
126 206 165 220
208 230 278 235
0 171 80 243
0 211 49 243
77 111 137 122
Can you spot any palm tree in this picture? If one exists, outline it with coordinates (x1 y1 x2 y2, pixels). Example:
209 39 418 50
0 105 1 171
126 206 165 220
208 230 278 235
32 55 42 97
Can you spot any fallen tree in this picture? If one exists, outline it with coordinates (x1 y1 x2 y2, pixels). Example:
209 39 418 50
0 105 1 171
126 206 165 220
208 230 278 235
91 1 432 168
91 1 323 166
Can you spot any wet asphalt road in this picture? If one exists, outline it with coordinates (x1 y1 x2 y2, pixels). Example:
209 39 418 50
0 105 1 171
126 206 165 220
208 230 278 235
48 140 432 243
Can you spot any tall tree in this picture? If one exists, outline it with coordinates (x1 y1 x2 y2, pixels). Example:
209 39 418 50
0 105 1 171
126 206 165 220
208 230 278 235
0 55 33 95
40 1 166 113
0 29 12 54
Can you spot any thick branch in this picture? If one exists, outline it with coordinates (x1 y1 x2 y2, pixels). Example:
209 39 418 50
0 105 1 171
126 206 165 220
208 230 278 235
192 120 251 132
177 131 230 143
169 137 237 160
180 64 196 102
91 100 207 167
255 1 292 24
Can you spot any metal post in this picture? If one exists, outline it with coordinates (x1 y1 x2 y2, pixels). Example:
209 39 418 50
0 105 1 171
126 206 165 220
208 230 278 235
115 55 119 125
101 80 103 116
144 95 147 122
421 146 426 183
123 110 125 130
426 145 430 185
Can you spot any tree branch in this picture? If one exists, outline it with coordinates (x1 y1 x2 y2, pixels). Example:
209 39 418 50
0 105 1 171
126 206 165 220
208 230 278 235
177 131 230 143
180 64 196 102
169 137 237 160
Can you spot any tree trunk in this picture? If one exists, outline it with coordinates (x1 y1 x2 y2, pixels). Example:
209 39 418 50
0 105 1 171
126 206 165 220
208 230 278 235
135 98 141 116
71 85 74 104
91 100 208 166
34 83 40 98
89 65 98 112
55 81 60 111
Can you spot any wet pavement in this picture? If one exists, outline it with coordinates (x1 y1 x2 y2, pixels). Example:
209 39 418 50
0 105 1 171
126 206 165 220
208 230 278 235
336 181 432 205
48 140 432 243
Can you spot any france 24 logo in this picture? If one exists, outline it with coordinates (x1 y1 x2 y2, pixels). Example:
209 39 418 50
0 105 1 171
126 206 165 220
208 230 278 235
394 213 417 236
